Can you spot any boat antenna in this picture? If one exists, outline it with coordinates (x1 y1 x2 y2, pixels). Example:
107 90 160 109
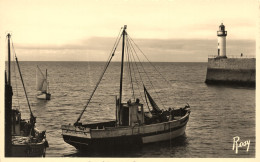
119 25 127 109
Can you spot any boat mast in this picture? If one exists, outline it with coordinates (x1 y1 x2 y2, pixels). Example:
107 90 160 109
5 33 12 157
7 33 11 85
119 25 127 109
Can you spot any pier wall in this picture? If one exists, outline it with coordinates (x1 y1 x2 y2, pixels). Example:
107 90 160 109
205 58 255 86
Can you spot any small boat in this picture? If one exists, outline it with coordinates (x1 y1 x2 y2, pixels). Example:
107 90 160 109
61 26 191 151
36 66 51 100
5 33 49 157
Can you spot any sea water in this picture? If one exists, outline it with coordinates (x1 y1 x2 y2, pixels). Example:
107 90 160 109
8 61 255 157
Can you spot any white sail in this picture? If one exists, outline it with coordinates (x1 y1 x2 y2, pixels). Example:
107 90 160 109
42 80 47 92
36 66 47 93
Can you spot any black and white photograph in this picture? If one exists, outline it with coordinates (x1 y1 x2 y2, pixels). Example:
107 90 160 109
0 0 257 160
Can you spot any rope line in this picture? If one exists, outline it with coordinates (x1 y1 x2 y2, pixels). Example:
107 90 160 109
14 56 34 118
11 38 32 114
126 35 149 111
11 40 21 110
127 34 174 89
127 34 166 109
75 31 123 125
125 37 135 100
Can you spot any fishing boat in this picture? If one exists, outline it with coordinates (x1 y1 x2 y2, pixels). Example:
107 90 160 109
5 33 49 157
61 26 191 151
36 66 51 100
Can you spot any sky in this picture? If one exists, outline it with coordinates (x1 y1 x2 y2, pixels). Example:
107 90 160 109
0 0 258 62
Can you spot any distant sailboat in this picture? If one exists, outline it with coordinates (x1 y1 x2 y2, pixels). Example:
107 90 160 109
36 66 51 100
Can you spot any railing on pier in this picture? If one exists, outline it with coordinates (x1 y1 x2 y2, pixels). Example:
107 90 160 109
208 55 256 58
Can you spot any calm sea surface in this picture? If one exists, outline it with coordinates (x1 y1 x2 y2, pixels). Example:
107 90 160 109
8 61 255 157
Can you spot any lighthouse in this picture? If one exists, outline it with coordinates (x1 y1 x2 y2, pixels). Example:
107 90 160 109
217 23 227 58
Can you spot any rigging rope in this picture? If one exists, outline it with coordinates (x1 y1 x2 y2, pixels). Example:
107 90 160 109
126 35 151 111
127 35 174 89
12 41 21 110
106 27 124 63
11 36 36 127
74 29 123 125
127 34 166 109
13 54 34 118
125 37 135 100
128 34 193 106
127 47 143 101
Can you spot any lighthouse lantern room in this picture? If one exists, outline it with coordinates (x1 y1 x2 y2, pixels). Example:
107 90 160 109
217 23 227 58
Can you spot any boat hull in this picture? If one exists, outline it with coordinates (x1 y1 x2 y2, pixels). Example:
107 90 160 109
142 124 186 144
36 93 51 100
63 133 142 150
62 111 189 151
62 124 186 150
11 139 48 157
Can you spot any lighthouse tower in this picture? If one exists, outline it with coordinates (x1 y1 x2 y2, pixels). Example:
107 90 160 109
217 23 227 58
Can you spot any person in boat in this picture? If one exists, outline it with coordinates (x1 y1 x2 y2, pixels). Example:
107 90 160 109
127 99 131 104
160 109 170 122
171 108 175 120
168 107 174 120
36 130 46 142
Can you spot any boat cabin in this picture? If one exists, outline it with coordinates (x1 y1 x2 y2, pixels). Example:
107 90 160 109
118 100 144 126
11 109 34 136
